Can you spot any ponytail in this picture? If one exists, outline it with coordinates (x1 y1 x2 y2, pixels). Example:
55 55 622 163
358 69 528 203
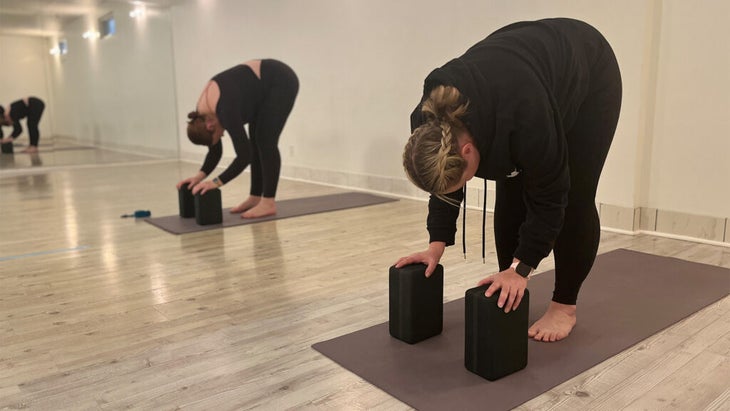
420 85 469 126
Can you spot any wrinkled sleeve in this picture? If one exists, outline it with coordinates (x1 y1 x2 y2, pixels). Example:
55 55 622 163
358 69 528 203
513 97 570 268
412 85 463 245
410 101 425 132
426 189 463 245
411 82 462 245
11 119 22 138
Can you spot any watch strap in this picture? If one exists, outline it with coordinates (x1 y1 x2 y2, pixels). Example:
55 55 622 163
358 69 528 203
510 261 533 278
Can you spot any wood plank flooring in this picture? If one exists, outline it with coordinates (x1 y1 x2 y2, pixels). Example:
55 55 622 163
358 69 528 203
0 159 728 410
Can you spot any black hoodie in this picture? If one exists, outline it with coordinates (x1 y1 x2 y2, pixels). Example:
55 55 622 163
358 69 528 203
4 97 45 138
410 18 614 269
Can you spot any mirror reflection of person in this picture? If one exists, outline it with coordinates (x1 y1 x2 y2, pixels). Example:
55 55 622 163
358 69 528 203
0 97 46 153
395 18 622 342
176 59 299 218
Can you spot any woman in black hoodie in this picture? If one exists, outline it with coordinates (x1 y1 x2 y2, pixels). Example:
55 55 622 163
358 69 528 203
0 97 46 153
395 18 622 342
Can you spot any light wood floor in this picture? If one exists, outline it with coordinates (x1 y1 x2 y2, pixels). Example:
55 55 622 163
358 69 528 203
0 159 728 410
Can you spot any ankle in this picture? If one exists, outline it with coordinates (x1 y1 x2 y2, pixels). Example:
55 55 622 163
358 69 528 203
549 301 577 314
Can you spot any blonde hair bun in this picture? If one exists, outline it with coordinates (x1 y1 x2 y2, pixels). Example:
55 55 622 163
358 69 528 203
403 85 470 199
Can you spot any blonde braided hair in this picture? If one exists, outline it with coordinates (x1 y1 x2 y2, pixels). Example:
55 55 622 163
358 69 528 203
403 85 469 203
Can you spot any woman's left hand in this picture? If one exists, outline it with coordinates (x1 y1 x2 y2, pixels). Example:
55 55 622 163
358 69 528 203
0 137 12 144
192 180 219 195
477 267 528 313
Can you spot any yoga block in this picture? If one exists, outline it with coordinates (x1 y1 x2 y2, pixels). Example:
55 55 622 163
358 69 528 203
194 188 222 225
1 142 13 154
178 183 196 218
389 263 443 344
464 285 529 381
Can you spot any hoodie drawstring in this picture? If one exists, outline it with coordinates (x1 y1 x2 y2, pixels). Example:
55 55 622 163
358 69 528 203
462 179 489 264
482 178 487 264
462 185 467 259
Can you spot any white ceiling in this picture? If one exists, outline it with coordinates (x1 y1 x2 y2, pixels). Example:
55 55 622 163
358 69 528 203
0 0 183 37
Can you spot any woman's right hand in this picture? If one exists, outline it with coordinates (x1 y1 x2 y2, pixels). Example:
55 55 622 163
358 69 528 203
394 242 446 277
176 172 206 190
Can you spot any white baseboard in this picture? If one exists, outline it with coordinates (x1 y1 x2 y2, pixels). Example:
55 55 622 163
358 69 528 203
279 164 729 246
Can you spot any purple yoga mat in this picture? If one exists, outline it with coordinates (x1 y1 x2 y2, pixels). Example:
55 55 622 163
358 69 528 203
312 249 730 410
145 192 397 235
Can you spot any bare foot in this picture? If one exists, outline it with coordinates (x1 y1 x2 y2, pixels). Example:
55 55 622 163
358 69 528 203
22 146 39 154
230 196 261 213
528 301 577 342
241 198 276 218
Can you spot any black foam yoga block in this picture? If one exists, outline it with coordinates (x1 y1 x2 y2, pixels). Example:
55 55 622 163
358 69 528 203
464 285 529 381
178 183 196 218
1 142 13 154
194 188 222 225
389 264 443 344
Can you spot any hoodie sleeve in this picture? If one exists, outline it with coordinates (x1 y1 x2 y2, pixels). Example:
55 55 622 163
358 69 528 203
410 103 423 132
8 101 24 138
410 89 463 246
410 89 432 132
10 120 22 138
512 95 570 269
426 189 463 245
412 75 474 247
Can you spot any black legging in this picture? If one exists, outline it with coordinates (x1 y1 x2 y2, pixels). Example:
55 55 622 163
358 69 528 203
26 99 45 147
249 60 299 198
494 44 622 305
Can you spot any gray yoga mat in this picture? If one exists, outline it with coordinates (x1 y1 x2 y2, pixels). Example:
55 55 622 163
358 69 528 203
144 192 397 235
312 249 730 411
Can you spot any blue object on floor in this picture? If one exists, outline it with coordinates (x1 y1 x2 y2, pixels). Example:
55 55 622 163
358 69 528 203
121 210 151 218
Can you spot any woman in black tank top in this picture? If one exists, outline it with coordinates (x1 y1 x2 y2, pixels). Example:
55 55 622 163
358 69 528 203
176 59 299 218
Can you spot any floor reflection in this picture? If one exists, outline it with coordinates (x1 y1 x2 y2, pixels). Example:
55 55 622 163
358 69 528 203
251 221 284 270
15 172 53 200
0 137 168 170
180 229 226 262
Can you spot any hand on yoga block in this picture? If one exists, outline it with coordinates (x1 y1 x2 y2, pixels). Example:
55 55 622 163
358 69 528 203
389 263 444 344
195 188 222 225
465 285 529 381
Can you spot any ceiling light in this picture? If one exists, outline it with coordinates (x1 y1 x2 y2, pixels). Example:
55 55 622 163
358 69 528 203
82 30 100 39
129 5 146 18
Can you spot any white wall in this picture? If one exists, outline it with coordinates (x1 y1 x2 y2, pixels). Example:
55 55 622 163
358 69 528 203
648 0 730 218
47 2 179 156
170 0 729 220
0 35 53 141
